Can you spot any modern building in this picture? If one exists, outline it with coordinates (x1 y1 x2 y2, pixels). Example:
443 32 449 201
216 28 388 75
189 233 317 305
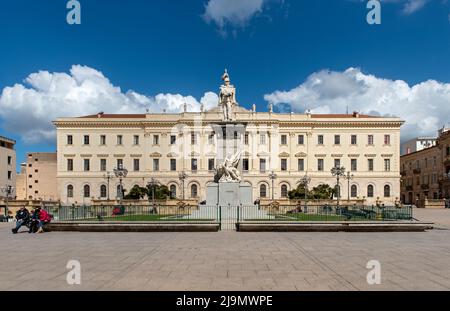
54 72 404 206
15 153 58 201
400 128 450 206
0 136 16 199
401 137 437 155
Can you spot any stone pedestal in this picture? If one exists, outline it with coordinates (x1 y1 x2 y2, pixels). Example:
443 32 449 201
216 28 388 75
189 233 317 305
206 182 253 206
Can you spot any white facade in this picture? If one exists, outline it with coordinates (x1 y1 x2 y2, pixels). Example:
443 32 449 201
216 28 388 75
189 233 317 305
54 109 403 206
401 137 437 155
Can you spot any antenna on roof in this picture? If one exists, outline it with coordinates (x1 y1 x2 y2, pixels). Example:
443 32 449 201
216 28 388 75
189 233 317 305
346 104 349 115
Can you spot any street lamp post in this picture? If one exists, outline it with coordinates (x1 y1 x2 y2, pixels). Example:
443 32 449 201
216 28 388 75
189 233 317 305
299 175 311 208
103 172 113 201
113 163 128 205
331 166 346 207
343 171 354 202
147 178 160 208
178 171 188 201
269 171 277 202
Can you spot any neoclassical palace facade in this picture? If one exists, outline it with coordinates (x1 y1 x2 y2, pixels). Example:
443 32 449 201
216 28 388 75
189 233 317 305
54 72 403 205
54 109 403 205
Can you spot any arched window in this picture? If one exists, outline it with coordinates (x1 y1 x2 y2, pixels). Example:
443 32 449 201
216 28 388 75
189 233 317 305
260 184 267 198
351 185 358 198
281 184 288 198
191 184 198 198
83 185 90 198
384 185 391 198
367 185 374 198
67 185 74 198
100 185 107 198
170 185 177 199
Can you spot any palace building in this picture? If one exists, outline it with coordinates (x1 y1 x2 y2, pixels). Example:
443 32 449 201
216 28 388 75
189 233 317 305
54 72 404 205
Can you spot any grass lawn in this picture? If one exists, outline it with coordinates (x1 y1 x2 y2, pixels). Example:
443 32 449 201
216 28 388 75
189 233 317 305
99 214 214 222
245 213 370 221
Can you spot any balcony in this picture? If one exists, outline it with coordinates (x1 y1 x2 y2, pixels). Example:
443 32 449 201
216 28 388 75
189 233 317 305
413 169 421 175
400 171 407 177
406 186 413 191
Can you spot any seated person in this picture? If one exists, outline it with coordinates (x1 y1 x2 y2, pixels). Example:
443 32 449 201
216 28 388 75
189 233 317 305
12 206 30 234
29 207 41 233
36 207 52 233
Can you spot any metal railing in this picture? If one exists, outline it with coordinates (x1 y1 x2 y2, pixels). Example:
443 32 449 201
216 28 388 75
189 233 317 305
237 204 413 222
45 204 219 222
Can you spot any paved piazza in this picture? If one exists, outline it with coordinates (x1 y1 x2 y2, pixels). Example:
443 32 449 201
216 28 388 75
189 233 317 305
0 209 450 291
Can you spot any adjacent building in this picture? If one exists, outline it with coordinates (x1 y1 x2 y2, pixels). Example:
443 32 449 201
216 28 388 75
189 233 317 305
401 137 437 155
15 153 58 201
400 128 450 207
54 72 404 206
0 136 16 199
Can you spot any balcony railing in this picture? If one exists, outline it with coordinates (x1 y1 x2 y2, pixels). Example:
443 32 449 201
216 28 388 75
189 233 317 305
413 169 421 174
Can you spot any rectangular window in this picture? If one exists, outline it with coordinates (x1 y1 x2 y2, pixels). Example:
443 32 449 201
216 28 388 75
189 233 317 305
260 133 266 145
153 135 159 145
334 159 341 168
317 159 324 171
191 159 198 171
153 159 159 171
100 135 106 145
84 159 90 172
208 159 215 171
260 159 266 172
170 135 177 145
117 159 123 169
281 159 287 171
134 159 140 171
281 135 287 145
298 159 304 171
351 159 357 171
368 135 374 145
191 133 197 145
67 159 73 172
133 135 139 145
318 135 324 145
7 156 12 165
84 135 90 145
100 159 106 172
334 135 341 145
7 171 12 180
244 133 249 145
368 159 374 172
298 135 304 145
351 135 357 145
67 135 73 145
117 135 123 145
243 158 249 172
384 159 391 172
384 135 391 145
170 159 176 171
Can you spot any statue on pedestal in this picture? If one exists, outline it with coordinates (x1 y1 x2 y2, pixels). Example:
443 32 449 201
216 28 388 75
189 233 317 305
219 69 237 122
214 151 242 183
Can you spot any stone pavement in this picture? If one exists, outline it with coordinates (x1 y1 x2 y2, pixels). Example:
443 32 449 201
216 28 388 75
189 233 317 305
0 209 449 291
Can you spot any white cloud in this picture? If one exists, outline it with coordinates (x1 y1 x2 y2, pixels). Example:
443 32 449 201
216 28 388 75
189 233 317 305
264 68 450 141
401 0 429 14
0 65 218 144
202 0 268 34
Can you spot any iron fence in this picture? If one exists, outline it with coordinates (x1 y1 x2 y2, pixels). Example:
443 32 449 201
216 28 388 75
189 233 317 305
45 204 219 222
237 204 413 222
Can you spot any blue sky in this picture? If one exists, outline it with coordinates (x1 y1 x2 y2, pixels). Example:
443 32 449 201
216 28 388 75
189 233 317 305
0 0 450 167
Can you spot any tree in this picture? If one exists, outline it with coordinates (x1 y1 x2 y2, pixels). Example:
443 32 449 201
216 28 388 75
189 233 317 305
147 184 171 200
123 185 147 200
310 184 336 200
288 184 307 200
